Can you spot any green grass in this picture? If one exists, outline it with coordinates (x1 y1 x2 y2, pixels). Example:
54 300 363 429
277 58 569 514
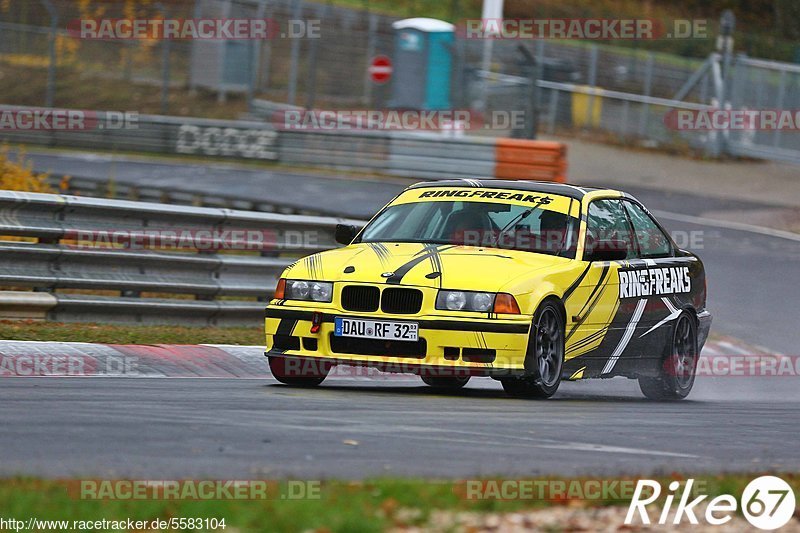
0 474 796 532
0 320 264 345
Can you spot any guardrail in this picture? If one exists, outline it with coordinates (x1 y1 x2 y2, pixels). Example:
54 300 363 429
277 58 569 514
49 174 328 216
0 105 568 182
0 191 364 325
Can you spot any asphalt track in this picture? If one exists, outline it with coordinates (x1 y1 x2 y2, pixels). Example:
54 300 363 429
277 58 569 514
1 149 797 479
1 370 798 479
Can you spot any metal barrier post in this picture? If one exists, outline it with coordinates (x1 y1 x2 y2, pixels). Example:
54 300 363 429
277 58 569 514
39 0 58 108
362 12 378 105
287 0 303 106
637 53 654 137
585 45 598 129
157 3 172 115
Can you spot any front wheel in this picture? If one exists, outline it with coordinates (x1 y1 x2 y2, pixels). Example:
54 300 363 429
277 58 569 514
268 356 330 387
638 312 698 400
501 301 564 399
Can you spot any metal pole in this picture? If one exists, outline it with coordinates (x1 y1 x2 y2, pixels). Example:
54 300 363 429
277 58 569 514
637 53 653 137
305 2 327 109
157 3 171 114
585 44 598 129
772 70 787 148
260 0 274 91
287 0 303 106
717 10 735 156
362 12 378 105
547 90 558 135
248 0 267 111
39 0 58 108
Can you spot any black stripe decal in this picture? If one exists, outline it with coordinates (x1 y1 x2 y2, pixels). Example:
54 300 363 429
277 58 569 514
275 318 298 337
566 326 609 354
387 245 454 285
575 264 609 318
565 266 611 342
563 264 591 301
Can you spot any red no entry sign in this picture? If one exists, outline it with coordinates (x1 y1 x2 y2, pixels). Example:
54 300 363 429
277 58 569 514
368 55 393 84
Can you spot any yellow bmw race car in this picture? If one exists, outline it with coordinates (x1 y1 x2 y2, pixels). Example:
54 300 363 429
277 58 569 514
265 179 712 399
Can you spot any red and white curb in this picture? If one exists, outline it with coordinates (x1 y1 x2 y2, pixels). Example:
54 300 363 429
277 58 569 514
0 338 789 378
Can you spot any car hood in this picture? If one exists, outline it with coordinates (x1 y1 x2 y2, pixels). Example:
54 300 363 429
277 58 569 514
284 242 571 292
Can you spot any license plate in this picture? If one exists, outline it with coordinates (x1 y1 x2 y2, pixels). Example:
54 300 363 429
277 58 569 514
334 317 418 341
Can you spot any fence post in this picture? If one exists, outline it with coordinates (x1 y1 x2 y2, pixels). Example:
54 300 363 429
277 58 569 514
260 0 274 91
362 12 378 105
547 90 558 135
39 0 58 108
248 0 267 110
772 70 787 148
155 3 171 114
585 44 598 129
717 10 735 156
637 53 653 138
287 0 303 106
305 2 328 109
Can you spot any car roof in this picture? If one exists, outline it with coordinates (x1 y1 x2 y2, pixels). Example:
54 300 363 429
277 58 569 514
407 179 616 200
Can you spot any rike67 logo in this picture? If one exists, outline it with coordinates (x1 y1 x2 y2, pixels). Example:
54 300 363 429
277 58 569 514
626 476 796 530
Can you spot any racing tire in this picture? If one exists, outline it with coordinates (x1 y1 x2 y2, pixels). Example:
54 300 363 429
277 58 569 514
268 356 330 387
501 301 564 399
638 311 698 400
421 375 470 390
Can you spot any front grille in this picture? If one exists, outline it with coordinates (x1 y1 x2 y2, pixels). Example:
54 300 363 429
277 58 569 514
381 288 423 314
329 334 426 358
341 285 380 312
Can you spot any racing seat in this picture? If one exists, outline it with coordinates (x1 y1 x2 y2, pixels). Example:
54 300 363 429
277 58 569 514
442 207 494 246
536 210 568 253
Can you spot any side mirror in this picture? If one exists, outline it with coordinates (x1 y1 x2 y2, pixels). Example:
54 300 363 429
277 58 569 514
586 239 628 262
335 224 359 246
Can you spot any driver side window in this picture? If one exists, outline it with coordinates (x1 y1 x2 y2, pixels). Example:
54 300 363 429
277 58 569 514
585 199 635 260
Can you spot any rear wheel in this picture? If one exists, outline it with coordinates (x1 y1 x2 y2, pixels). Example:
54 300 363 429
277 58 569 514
501 301 564 399
638 312 698 400
268 356 330 387
421 375 470 390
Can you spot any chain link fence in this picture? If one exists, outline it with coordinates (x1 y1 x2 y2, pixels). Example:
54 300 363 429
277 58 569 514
0 0 797 161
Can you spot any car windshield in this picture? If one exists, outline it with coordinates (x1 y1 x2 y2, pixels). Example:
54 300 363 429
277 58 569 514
359 197 578 257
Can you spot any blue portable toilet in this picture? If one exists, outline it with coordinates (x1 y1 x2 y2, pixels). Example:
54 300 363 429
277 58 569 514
390 18 454 110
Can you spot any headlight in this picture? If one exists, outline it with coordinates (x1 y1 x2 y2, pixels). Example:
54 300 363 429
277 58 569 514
436 290 496 312
285 279 333 302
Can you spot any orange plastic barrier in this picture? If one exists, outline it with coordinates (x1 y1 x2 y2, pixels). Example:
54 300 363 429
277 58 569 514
493 139 567 182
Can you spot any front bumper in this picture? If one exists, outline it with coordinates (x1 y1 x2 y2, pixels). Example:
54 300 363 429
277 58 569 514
265 306 532 375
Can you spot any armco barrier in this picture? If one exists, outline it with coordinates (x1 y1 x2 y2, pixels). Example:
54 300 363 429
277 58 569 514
388 133 496 180
0 191 364 326
0 105 278 160
0 105 568 182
